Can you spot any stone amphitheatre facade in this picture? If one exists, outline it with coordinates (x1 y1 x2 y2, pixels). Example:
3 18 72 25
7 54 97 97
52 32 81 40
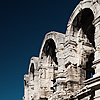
23 0 100 100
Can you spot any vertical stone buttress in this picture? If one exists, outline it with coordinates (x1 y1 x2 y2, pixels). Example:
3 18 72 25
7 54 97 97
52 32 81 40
93 16 100 100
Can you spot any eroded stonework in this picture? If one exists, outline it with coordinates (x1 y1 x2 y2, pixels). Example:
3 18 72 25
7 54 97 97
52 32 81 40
23 0 100 100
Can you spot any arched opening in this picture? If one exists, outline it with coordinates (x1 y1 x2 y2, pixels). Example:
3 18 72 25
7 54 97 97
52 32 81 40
42 39 58 65
30 63 34 74
30 63 34 78
72 8 95 79
41 39 58 93
43 39 58 84
72 8 95 47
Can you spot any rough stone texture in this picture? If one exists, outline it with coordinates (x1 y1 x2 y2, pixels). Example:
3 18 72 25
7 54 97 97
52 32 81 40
23 0 100 100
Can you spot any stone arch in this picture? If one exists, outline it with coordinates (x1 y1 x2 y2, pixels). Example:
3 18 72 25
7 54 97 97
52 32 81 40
66 0 100 36
39 31 59 60
38 32 59 98
42 39 58 65
30 63 34 77
38 31 65 98
72 8 95 47
72 9 95 80
66 0 100 80
39 31 65 63
28 57 39 75
28 57 39 100
39 32 59 83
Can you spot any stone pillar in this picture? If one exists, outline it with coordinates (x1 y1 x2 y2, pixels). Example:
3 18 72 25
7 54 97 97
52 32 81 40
39 62 54 99
93 16 100 100
56 49 64 73
24 75 29 100
47 64 53 96
93 16 100 77
56 77 66 100
64 36 77 66
34 71 39 100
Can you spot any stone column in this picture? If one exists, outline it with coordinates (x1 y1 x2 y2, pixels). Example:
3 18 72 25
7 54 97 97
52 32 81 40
64 35 77 66
24 75 29 100
93 16 100 77
56 49 64 73
93 16 100 100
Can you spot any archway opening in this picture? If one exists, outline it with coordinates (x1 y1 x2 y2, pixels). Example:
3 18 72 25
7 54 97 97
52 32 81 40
41 39 58 93
72 8 95 47
30 63 34 78
72 8 95 79
43 39 58 65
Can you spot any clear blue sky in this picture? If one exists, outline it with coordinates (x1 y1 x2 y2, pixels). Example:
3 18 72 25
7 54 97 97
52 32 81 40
0 0 81 100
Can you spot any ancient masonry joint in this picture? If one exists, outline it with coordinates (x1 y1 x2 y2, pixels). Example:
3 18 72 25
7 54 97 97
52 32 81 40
23 0 100 100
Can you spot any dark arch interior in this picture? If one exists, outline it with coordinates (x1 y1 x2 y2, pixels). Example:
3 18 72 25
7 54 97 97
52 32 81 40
43 39 58 65
30 63 34 74
72 8 95 79
72 8 95 47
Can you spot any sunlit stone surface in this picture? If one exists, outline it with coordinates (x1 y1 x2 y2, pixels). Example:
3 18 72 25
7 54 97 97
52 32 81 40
23 0 100 100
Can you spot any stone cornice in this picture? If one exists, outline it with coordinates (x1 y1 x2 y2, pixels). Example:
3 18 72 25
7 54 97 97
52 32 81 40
64 40 77 47
84 76 100 85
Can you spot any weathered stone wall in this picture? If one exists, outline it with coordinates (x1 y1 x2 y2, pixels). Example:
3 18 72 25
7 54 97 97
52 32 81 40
23 0 100 100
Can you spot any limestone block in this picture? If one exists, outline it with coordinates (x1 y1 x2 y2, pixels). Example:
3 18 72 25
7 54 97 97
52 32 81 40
95 23 100 33
95 50 100 60
95 36 100 47
65 35 70 42
57 44 64 50
95 89 100 100
57 37 64 44
58 58 64 65
64 49 76 57
93 4 100 16
95 63 100 73
95 32 100 42
57 52 64 59
65 56 77 65
81 0 91 8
